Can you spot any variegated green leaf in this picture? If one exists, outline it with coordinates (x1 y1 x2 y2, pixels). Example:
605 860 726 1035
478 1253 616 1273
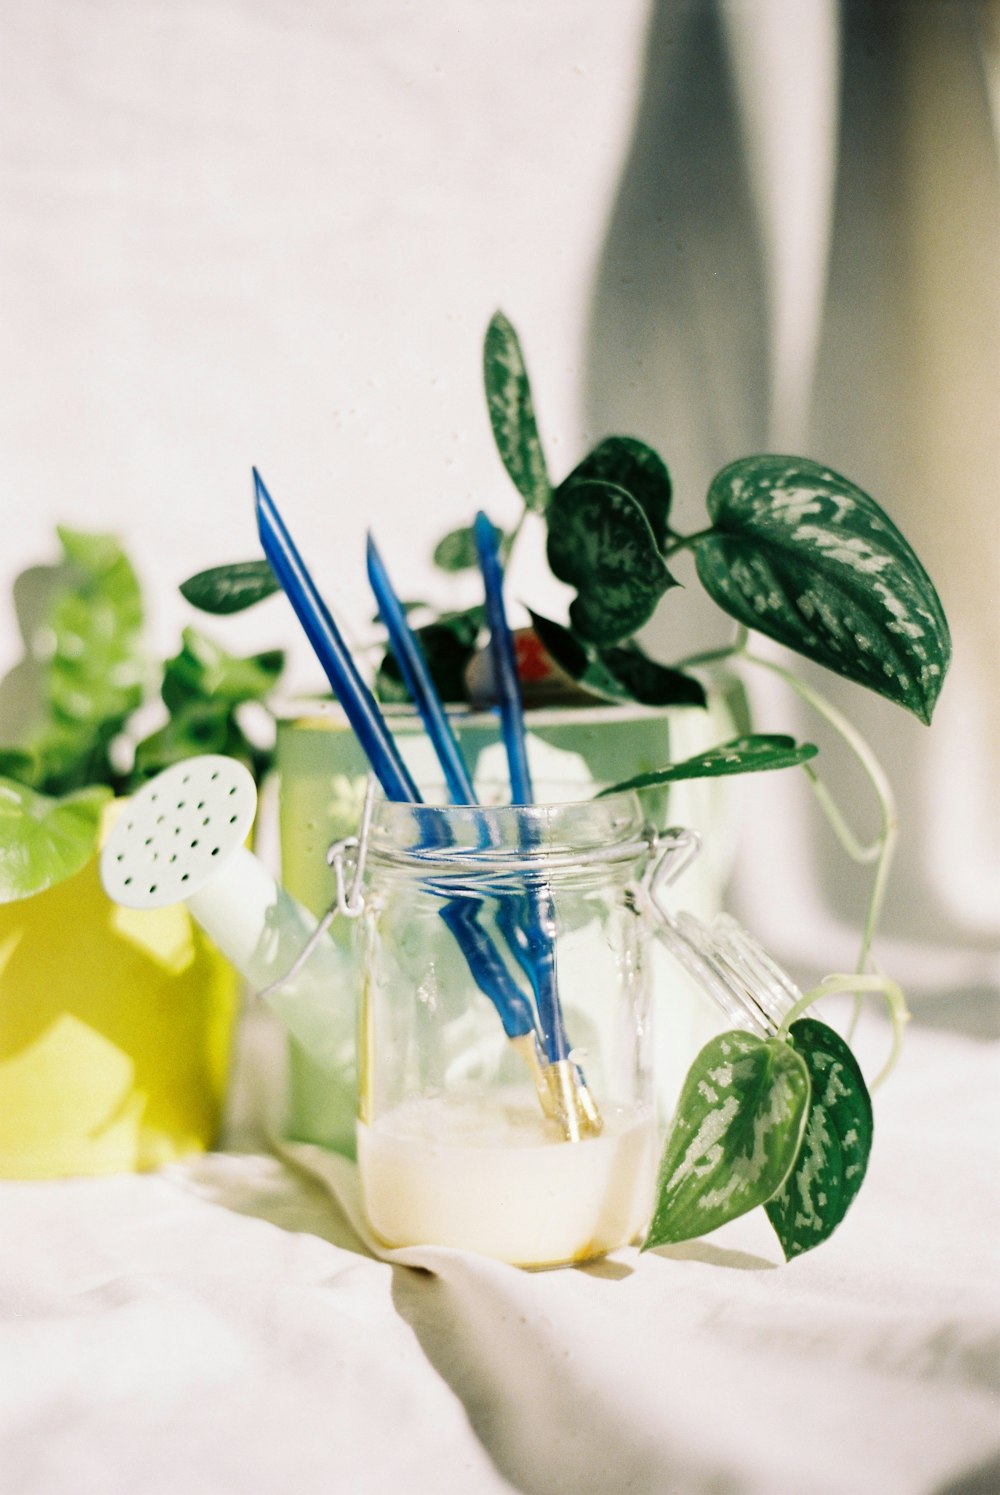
180 559 280 614
0 778 111 902
557 436 673 550
483 311 552 512
695 455 951 723
547 479 676 645
765 1018 874 1260
598 734 817 796
644 1030 810 1248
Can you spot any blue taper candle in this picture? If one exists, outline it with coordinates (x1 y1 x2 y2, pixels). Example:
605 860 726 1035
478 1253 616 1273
472 512 533 804
366 533 476 805
254 471 540 1048
473 509 575 1069
254 469 419 804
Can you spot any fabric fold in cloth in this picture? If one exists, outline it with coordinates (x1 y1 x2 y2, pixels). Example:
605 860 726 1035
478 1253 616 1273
0 1021 997 1495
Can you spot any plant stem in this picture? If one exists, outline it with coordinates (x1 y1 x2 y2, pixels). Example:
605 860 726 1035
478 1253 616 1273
742 649 898 979
674 626 749 672
661 526 719 561
776 972 910 1090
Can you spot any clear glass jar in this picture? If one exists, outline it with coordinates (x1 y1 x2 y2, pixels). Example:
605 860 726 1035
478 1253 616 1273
355 791 661 1267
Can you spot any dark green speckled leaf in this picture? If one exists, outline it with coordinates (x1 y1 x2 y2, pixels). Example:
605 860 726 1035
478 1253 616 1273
557 436 673 550
483 312 551 513
547 479 675 646
695 455 951 723
180 560 280 615
597 733 817 796
765 1018 874 1260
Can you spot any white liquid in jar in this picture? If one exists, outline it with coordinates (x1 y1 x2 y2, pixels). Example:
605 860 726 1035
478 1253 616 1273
357 1087 658 1267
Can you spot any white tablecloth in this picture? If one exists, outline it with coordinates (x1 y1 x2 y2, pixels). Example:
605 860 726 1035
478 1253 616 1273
1 1013 998 1495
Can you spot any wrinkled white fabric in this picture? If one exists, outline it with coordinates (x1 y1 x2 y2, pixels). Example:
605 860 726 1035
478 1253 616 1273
1 1018 998 1495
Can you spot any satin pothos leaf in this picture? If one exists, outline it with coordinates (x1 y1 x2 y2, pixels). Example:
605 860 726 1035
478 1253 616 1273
180 560 280 614
695 456 951 722
558 436 673 551
765 1018 874 1260
598 734 817 796
644 1030 810 1247
547 479 676 645
483 311 552 512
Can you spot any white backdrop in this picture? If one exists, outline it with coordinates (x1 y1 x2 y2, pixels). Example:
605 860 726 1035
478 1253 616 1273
1 0 998 1008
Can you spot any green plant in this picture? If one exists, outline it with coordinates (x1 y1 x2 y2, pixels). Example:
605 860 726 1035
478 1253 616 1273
180 310 951 1259
0 527 284 903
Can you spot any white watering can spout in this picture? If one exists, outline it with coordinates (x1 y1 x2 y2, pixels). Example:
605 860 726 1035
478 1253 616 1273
99 754 353 1072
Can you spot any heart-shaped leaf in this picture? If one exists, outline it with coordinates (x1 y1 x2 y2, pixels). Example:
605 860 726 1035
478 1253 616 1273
0 778 111 902
547 479 676 645
434 523 508 573
180 559 280 614
644 1029 811 1247
765 1018 874 1259
160 628 284 711
483 312 551 513
557 437 673 550
598 733 817 797
695 455 951 723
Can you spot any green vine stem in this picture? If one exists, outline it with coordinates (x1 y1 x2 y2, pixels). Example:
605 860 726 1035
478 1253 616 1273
740 648 899 981
776 972 910 1090
679 628 898 977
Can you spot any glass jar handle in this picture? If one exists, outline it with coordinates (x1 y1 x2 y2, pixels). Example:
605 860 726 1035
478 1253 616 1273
642 827 803 1037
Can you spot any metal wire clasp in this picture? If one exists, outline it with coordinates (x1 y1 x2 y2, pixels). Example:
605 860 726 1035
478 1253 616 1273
642 825 703 908
257 775 376 1002
326 773 377 919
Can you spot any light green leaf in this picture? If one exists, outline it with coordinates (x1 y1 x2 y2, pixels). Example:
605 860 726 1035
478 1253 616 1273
547 479 676 645
15 529 146 794
131 703 235 779
598 733 817 797
765 1018 874 1259
695 455 951 723
434 523 507 573
483 311 552 512
160 628 284 711
0 778 111 902
557 436 673 550
180 559 280 614
644 1029 811 1248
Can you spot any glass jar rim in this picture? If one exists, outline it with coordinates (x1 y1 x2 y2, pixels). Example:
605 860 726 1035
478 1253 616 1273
366 789 653 878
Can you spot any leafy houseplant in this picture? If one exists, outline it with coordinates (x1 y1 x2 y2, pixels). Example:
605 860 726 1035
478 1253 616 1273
182 310 949 1258
0 528 285 903
0 528 288 1177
